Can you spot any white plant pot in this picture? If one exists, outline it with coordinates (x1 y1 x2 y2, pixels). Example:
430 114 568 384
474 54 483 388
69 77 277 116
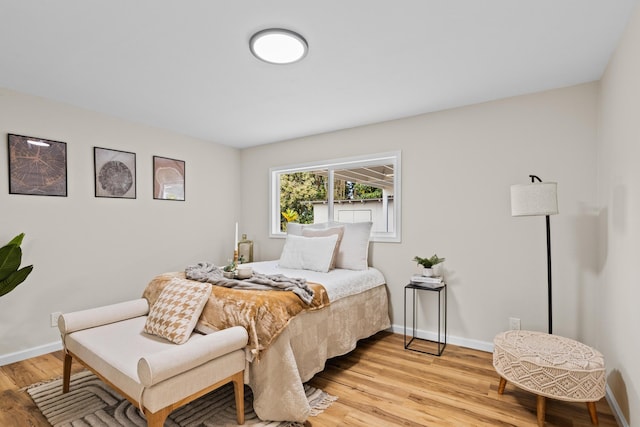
432 263 444 277
422 268 434 277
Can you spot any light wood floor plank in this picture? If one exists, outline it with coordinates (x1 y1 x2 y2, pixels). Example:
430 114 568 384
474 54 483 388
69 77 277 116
0 332 618 426
308 332 617 426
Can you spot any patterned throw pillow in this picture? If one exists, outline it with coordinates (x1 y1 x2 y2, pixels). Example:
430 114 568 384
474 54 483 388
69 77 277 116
143 278 211 344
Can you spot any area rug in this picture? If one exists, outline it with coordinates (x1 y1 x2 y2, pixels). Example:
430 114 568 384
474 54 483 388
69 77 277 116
27 370 336 427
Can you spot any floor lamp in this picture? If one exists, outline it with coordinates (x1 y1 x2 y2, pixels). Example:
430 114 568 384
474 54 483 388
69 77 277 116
510 175 558 334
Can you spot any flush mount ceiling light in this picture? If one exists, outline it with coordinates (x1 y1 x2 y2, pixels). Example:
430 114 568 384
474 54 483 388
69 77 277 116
250 29 308 64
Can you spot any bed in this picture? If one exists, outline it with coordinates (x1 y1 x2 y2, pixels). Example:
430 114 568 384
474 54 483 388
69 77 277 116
143 222 391 422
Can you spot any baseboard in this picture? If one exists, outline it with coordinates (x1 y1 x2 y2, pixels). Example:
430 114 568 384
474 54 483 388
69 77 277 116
0 341 62 367
389 323 494 353
605 384 630 427
3 326 493 366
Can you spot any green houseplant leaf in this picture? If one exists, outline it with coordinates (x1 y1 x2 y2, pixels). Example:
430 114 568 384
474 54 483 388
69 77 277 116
0 242 23 280
0 266 34 297
413 254 445 268
7 233 25 246
0 233 33 297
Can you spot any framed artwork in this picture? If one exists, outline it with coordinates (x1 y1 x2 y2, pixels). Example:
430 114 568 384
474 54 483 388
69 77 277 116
8 134 67 196
153 156 185 201
94 147 136 199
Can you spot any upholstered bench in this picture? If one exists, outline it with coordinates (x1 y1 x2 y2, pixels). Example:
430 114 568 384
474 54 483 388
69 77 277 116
493 330 605 426
59 296 249 427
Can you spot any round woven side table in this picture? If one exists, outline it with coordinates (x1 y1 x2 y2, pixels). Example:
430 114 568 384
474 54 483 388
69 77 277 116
493 330 606 426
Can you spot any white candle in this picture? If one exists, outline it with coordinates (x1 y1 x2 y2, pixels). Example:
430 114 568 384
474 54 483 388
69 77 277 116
234 222 238 249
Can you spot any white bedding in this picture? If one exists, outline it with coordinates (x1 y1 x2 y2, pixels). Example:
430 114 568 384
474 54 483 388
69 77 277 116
248 260 386 302
238 261 390 422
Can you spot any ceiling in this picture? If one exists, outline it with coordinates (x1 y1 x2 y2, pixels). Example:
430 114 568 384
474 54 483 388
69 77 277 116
1 1 638 149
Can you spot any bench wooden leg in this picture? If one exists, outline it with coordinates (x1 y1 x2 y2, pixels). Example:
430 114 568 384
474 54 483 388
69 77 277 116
62 353 72 393
498 376 507 394
232 371 245 424
536 395 546 427
587 401 599 425
145 407 171 427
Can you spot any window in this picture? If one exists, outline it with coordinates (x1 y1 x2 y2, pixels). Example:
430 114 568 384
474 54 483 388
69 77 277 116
270 151 401 242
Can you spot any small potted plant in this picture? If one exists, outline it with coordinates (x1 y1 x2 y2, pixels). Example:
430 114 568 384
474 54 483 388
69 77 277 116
222 259 237 279
413 254 445 277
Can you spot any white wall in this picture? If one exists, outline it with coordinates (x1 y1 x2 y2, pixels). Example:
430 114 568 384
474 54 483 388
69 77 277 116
598 2 640 424
0 88 240 359
240 83 599 347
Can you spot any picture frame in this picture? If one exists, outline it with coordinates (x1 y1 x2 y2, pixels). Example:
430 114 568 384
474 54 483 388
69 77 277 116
153 156 185 201
8 134 68 196
94 147 136 199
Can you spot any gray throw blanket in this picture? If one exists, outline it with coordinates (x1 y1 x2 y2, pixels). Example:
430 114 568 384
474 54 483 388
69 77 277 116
185 262 315 305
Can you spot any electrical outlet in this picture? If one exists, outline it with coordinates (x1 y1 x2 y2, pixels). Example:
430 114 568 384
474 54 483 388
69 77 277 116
50 312 62 327
509 317 521 330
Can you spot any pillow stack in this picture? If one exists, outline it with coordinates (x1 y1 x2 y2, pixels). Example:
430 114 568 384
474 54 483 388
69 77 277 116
281 221 373 272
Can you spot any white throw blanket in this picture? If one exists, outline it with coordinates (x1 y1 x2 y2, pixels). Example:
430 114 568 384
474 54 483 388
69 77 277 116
185 262 315 305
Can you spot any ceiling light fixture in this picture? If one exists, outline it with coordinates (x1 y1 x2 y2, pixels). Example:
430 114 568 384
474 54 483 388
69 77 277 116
250 29 308 65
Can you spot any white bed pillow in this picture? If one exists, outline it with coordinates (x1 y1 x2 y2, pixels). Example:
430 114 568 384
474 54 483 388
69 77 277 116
331 221 372 270
301 226 344 270
286 221 373 270
285 222 304 235
278 234 339 273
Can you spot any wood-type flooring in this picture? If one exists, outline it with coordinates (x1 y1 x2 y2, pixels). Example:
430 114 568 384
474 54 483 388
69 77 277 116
0 331 618 426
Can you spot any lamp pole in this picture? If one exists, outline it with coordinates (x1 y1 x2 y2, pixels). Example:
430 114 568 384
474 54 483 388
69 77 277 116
530 175 553 334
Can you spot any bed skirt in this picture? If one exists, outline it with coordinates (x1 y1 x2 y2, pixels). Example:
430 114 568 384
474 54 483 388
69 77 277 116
246 284 390 422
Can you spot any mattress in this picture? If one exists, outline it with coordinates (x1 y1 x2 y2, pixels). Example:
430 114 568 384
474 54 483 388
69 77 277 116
247 260 386 301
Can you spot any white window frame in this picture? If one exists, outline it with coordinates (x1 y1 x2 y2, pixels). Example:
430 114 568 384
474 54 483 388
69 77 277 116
270 151 401 242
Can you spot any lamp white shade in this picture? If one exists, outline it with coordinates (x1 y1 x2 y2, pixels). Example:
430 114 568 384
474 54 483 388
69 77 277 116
510 182 558 216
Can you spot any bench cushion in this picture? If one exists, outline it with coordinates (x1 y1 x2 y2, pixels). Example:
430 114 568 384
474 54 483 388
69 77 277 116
65 316 246 412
